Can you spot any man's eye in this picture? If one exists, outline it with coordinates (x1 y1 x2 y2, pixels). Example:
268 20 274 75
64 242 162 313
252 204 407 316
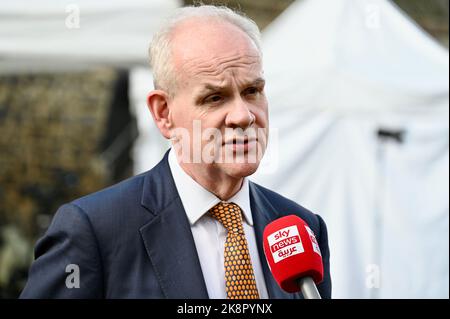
244 87 259 95
205 95 222 103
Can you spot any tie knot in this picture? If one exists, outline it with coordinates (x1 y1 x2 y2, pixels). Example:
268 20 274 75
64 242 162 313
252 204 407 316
209 202 244 235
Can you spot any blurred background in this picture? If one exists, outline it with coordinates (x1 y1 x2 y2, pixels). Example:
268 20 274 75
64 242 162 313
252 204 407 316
0 0 448 298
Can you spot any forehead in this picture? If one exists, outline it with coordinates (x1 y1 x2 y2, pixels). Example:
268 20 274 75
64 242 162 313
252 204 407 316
181 53 262 84
170 18 262 80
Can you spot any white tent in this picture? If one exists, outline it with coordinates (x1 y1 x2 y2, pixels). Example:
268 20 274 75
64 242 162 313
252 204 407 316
252 0 449 298
129 67 170 174
0 0 180 73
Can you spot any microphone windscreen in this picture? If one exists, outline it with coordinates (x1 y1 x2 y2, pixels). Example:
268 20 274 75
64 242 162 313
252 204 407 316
263 215 324 293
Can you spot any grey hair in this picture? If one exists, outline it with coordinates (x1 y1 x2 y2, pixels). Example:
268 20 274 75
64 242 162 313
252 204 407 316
148 5 262 95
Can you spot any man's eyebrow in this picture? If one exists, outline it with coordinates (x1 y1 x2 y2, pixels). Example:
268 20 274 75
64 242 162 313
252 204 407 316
199 78 266 94
200 84 225 93
251 78 266 87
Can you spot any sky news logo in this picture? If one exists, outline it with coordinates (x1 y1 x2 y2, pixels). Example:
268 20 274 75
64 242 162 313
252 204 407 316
267 225 304 263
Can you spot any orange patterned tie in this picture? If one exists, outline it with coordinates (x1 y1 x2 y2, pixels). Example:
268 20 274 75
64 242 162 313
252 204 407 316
209 201 260 299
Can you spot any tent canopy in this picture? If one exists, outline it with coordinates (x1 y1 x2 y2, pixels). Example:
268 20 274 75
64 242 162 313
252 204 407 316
253 0 449 298
0 0 180 73
261 0 448 113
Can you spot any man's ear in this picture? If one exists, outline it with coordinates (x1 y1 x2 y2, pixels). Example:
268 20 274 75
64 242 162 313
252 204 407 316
147 90 172 139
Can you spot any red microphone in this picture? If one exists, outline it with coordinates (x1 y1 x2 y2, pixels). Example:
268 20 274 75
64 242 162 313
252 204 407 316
263 215 324 299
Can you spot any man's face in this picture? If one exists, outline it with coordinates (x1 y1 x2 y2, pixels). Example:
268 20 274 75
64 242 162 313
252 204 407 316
167 19 269 180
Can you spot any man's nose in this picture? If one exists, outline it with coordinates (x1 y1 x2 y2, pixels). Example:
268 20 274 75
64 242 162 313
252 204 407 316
225 97 255 129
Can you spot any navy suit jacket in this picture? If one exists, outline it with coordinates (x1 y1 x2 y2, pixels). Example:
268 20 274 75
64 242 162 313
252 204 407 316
21 151 331 299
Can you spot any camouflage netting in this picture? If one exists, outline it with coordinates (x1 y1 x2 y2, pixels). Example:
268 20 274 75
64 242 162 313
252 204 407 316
0 68 120 297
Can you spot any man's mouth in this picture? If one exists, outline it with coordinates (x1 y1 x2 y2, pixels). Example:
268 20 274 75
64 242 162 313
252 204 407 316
224 136 256 144
223 137 257 152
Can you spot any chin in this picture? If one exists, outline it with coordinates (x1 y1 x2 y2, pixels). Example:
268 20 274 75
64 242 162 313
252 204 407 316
222 162 260 178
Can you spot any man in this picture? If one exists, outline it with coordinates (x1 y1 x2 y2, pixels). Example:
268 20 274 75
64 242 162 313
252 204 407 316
21 5 331 299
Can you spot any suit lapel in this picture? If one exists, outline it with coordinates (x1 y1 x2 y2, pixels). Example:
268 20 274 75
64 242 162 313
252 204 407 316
249 182 299 299
137 151 298 299
139 151 208 298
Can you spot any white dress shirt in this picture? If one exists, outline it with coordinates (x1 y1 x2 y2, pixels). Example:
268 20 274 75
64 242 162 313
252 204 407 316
168 149 269 299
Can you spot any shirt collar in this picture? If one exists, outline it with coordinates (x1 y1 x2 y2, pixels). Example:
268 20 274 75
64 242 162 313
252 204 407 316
168 148 253 226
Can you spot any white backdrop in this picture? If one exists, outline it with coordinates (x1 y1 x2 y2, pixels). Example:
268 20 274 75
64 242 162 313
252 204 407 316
0 0 180 73
129 67 170 174
252 0 449 298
